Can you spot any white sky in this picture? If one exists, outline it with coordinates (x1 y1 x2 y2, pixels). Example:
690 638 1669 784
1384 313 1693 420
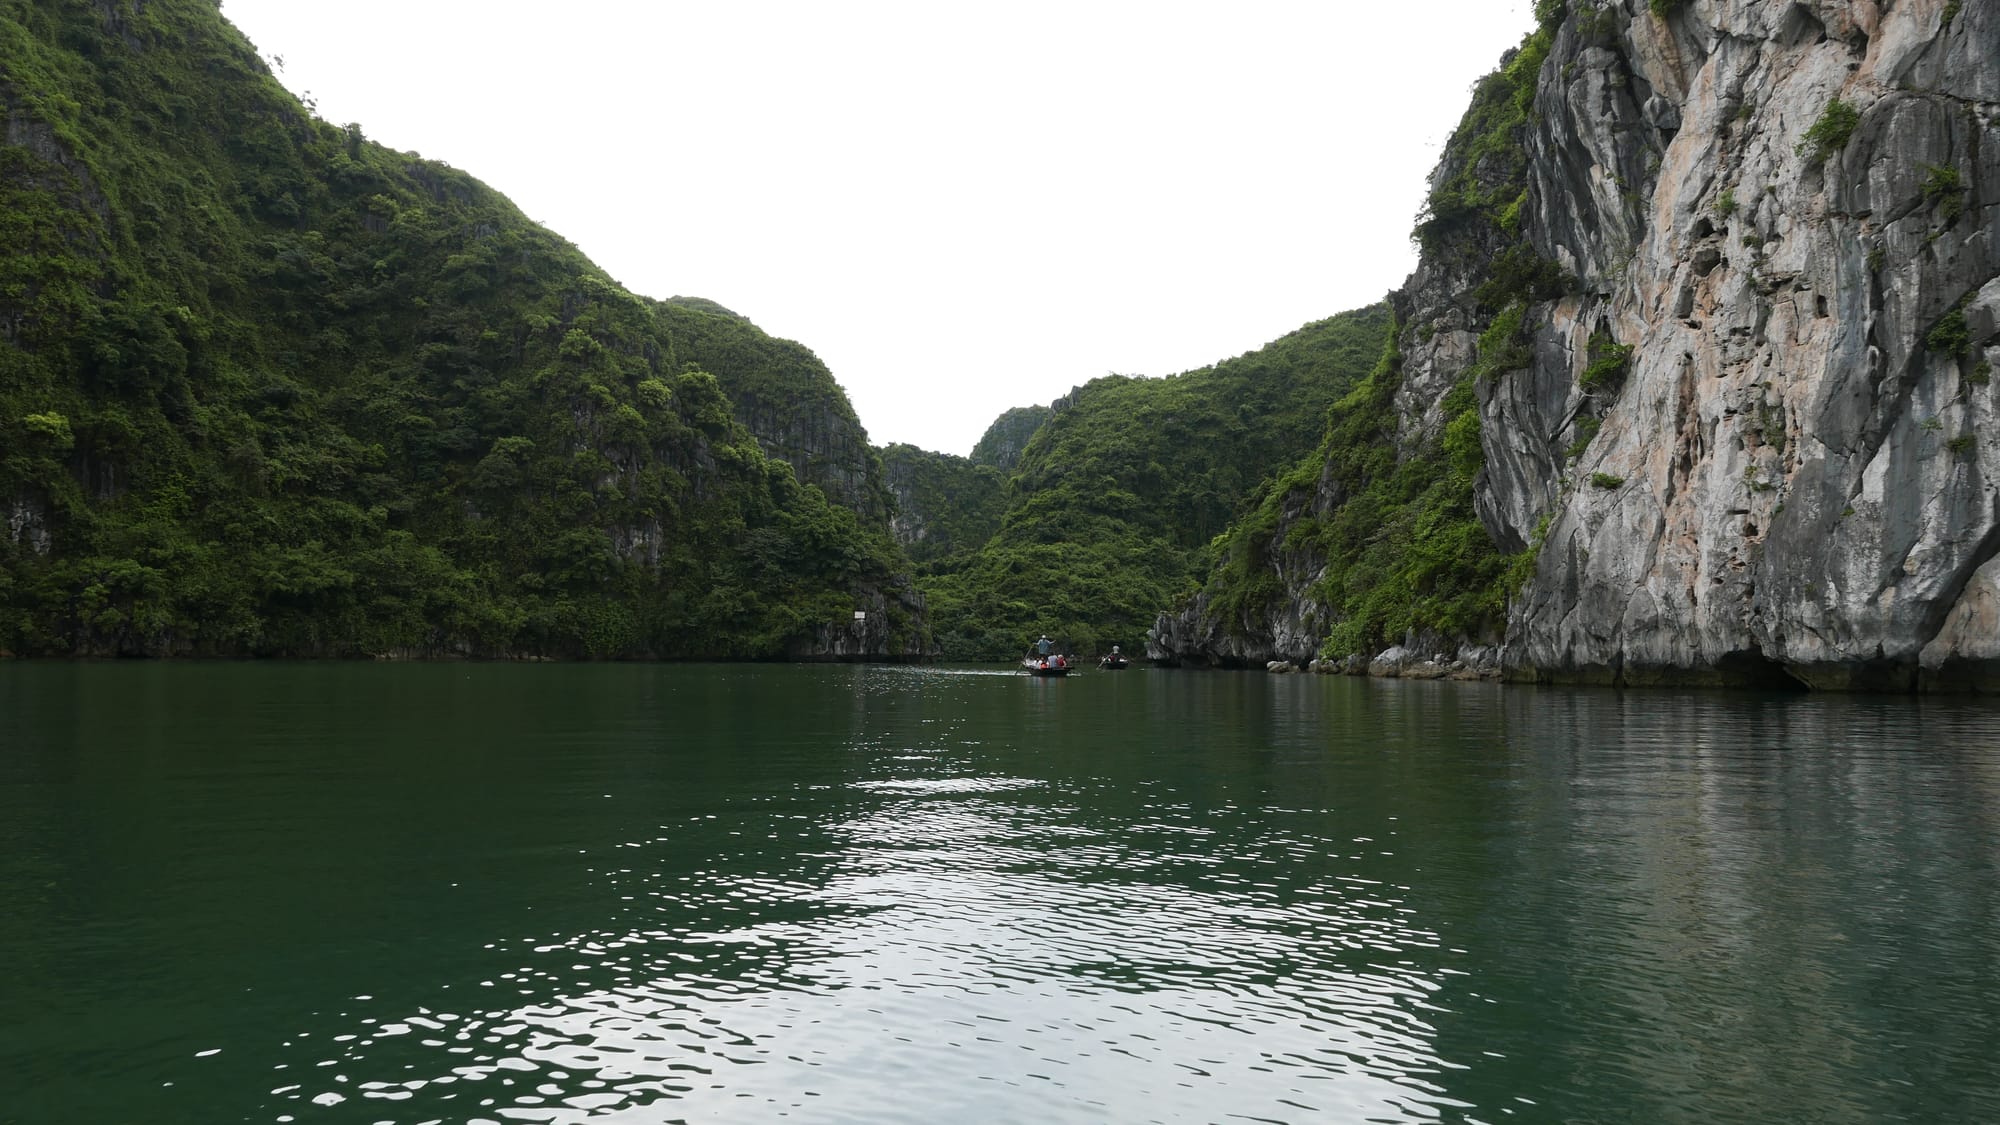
218 1 1536 456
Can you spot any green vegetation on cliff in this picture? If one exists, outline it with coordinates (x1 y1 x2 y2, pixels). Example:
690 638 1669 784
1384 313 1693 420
1199 328 1512 658
914 306 1391 658
968 406 1054 472
0 0 915 657
1179 27 1556 661
657 297 894 523
1415 24 1552 253
878 443 1007 566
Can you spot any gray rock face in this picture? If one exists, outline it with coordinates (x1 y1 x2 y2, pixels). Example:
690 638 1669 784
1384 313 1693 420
1157 0 1998 691
731 397 890 524
653 298 896 525
882 459 934 551
1146 587 1326 668
721 408 930 659
1503 0 1999 691
7 496 51 555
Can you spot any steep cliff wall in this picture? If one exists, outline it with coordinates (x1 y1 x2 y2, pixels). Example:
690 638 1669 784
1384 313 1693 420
655 297 894 526
1502 0 1998 690
1157 0 1998 691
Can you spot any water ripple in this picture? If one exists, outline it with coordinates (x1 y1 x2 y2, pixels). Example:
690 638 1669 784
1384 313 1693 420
10 666 1998 1124
255 760 1462 1123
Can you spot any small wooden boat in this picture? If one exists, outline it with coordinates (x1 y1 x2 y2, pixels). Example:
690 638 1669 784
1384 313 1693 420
1021 656 1073 676
1099 654 1130 670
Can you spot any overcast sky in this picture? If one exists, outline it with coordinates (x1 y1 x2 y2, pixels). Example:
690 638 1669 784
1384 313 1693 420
218 1 1536 456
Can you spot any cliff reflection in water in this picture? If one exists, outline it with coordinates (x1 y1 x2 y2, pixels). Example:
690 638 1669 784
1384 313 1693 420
1 664 1996 1123
1403 684 2000 1124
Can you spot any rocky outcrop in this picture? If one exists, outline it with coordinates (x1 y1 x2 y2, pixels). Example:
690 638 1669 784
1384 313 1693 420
648 300 931 658
1160 0 1999 691
654 298 896 525
881 451 937 549
1503 0 1998 691
1351 639 1503 682
1148 589 1322 667
6 496 50 555
730 393 890 521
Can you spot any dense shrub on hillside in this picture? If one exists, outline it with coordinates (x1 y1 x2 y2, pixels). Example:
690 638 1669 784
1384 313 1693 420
0 0 915 657
917 306 1390 658
1199 329 1511 658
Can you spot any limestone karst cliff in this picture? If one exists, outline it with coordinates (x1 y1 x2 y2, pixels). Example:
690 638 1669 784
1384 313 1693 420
656 297 896 527
1513 0 1998 691
1156 0 1998 691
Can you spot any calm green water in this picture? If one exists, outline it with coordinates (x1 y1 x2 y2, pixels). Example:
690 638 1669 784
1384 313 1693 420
2 664 1998 1124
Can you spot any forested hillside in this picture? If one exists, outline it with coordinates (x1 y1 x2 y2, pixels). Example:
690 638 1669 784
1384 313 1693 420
1155 25 1551 667
908 306 1390 658
0 0 923 658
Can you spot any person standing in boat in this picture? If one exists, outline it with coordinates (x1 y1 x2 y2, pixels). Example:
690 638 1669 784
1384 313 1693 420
1036 635 1053 658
